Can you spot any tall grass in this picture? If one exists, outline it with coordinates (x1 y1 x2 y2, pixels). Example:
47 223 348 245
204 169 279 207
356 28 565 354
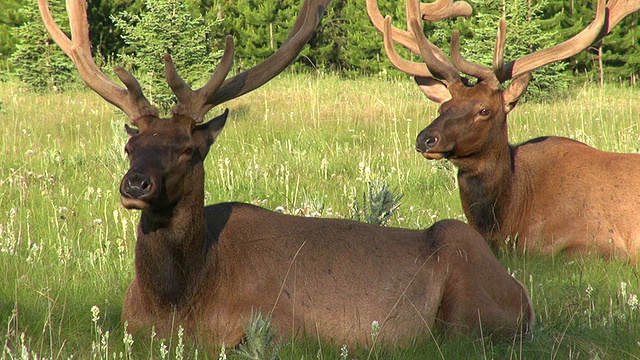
0 73 639 359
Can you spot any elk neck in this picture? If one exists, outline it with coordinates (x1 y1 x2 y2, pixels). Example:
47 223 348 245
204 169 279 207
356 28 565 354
134 163 214 308
453 125 516 241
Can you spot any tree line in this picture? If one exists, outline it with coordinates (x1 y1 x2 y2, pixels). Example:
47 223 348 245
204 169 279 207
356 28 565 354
2 0 638 100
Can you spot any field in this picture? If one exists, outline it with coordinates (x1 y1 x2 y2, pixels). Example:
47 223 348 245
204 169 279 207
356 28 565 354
1 73 639 359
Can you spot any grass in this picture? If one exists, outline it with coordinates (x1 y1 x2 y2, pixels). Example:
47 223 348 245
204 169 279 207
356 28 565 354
0 73 639 359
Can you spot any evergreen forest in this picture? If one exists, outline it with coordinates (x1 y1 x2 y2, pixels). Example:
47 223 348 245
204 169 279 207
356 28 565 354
1 0 639 99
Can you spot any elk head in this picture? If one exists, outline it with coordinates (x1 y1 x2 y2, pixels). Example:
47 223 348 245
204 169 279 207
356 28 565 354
367 0 640 162
38 0 329 211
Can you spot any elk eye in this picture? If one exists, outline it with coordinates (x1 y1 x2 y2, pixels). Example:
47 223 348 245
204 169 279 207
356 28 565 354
181 147 193 157
477 108 491 117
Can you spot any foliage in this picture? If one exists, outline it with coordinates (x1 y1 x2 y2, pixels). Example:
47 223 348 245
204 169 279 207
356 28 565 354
351 181 403 226
7 0 79 92
0 0 24 68
456 0 569 101
311 0 411 76
3 0 639 94
111 0 222 112
232 311 281 360
599 11 640 84
85 0 145 63
210 0 304 71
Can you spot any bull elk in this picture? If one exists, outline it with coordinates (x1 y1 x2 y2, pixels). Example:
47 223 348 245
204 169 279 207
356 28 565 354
368 0 640 261
39 0 533 349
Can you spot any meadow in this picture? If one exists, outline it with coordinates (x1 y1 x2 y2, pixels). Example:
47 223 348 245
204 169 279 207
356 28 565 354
1 73 639 359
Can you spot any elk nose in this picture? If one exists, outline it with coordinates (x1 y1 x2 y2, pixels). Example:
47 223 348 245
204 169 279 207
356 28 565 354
424 136 439 149
416 133 439 152
121 172 154 199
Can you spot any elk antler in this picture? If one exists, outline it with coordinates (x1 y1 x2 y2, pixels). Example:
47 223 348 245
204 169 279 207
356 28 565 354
487 0 639 83
39 0 330 124
38 0 159 122
367 0 471 54
167 0 330 122
367 0 471 102
493 0 607 82
449 30 499 88
372 0 639 96
601 0 640 34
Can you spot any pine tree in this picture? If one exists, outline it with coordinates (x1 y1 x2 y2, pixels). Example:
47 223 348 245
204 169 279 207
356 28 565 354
458 0 569 100
600 11 640 84
211 0 301 71
112 0 222 112
9 0 78 92
313 0 407 75
86 0 144 63
0 0 24 69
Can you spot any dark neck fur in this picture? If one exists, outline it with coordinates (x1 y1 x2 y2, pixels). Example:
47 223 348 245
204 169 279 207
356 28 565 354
134 172 210 309
454 141 514 241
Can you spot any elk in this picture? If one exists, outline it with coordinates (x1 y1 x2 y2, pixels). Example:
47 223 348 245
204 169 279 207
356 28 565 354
368 0 640 261
39 0 534 349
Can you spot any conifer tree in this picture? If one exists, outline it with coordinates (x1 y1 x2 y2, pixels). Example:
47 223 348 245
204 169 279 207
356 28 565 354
112 0 222 112
85 0 144 63
0 0 24 68
212 0 301 71
459 0 569 100
599 11 640 84
312 0 408 75
9 0 78 92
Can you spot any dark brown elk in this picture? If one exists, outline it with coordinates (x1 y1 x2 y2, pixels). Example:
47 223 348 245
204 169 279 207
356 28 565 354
369 0 640 261
39 0 534 349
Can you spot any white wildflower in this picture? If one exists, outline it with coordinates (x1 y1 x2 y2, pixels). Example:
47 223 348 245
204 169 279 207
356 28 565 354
628 294 638 311
339 344 349 360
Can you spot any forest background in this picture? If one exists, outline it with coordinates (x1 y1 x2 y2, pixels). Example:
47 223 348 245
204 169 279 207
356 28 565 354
0 0 639 105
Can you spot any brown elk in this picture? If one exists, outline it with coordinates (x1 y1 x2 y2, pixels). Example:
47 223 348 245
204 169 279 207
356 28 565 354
368 0 640 261
39 0 533 349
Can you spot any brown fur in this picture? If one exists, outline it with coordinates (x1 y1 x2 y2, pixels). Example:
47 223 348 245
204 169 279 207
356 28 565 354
416 81 640 261
120 113 534 348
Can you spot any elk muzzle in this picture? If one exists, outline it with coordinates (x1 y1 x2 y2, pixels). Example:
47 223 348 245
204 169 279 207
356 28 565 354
416 128 447 160
120 171 156 209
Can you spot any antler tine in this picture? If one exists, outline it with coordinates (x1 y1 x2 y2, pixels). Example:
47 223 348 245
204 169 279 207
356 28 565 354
450 30 499 88
598 0 640 41
38 0 158 123
406 0 457 67
492 18 509 83
368 0 468 83
420 0 472 21
210 0 331 106
495 0 607 82
409 18 461 85
166 0 330 123
382 16 433 77
367 0 472 54
367 0 420 53
166 36 235 122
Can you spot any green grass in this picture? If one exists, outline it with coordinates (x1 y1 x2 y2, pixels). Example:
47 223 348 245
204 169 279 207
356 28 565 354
1 73 639 359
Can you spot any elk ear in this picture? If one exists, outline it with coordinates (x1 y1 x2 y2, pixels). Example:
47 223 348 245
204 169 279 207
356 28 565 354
501 73 532 114
414 76 452 104
194 108 229 151
124 124 139 137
